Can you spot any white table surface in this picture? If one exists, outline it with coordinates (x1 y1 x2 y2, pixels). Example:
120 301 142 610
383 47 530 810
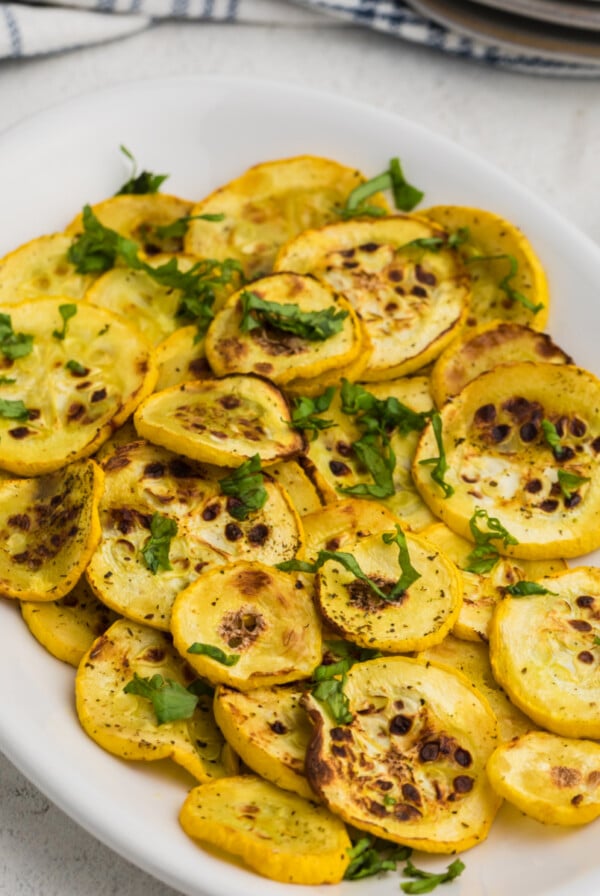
0 17 599 896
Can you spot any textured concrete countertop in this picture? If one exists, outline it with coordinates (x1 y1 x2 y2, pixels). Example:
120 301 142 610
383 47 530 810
0 18 599 896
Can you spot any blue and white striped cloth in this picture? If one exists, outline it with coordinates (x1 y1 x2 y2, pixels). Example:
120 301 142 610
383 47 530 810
1 0 599 75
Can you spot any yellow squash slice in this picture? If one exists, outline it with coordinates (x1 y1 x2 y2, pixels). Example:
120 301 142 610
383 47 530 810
267 457 326 517
154 325 212 391
184 154 386 280
0 459 103 601
86 440 302 629
0 298 156 475
418 634 534 742
315 530 462 653
422 522 566 642
282 325 372 398
421 205 549 330
486 731 600 826
76 618 234 781
305 377 437 531
489 567 600 739
430 321 571 407
179 775 351 884
413 361 600 559
302 497 402 558
205 273 362 384
214 682 315 798
171 561 322 690
66 193 194 256
20 576 119 666
274 216 469 380
0 233 96 303
304 655 501 853
134 375 304 467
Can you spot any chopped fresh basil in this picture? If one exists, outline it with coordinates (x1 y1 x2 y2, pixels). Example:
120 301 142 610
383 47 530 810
418 411 454 498
239 290 347 341
187 642 240 666
123 673 198 724
339 435 396 499
557 468 590 499
464 508 518 575
289 388 336 437
0 375 16 385
151 212 226 241
65 359 88 376
345 837 412 881
311 643 382 726
466 253 544 314
505 581 556 596
399 227 470 254
218 454 268 521
594 636 600 646
541 418 564 456
341 156 424 218
115 145 168 195
141 513 178 574
0 398 29 421
382 525 422 594
401 858 465 894
0 313 33 360
52 303 77 340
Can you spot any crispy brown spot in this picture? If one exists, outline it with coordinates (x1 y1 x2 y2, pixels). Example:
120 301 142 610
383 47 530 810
91 388 107 403
143 462 165 478
329 460 351 477
390 714 413 735
270 720 287 735
225 523 243 541
578 651 594 664
393 803 422 821
419 742 440 762
453 775 474 794
402 783 422 805
474 404 496 424
7 513 30 530
455 748 473 768
415 264 436 286
235 568 272 595
247 524 269 546
551 766 582 788
202 503 221 521
140 647 166 663
9 426 31 439
569 619 592 632
220 395 241 410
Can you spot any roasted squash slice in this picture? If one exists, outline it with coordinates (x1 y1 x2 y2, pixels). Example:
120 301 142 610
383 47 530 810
214 682 315 799
418 634 535 742
489 567 600 739
205 273 362 384
20 576 119 666
422 522 566 642
304 655 501 853
0 298 156 475
315 529 462 653
154 325 212 391
430 321 571 408
486 731 600 826
179 775 351 884
274 216 469 380
302 497 402 558
86 440 302 629
421 205 549 331
0 233 96 303
134 375 304 468
0 459 103 601
76 618 234 781
413 362 600 559
184 154 386 280
171 561 322 690
267 457 325 517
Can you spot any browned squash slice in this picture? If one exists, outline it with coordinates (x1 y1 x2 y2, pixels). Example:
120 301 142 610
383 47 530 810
267 457 326 517
0 298 156 475
134 375 304 467
413 362 600 559
21 576 119 666
487 731 600 826
76 618 234 781
304 655 501 853
171 561 322 690
86 440 302 629
489 567 600 739
302 497 402 558
0 459 103 601
430 321 571 407
275 216 469 380
154 325 213 391
179 775 351 884
421 205 549 331
184 154 387 280
0 233 96 303
315 530 462 653
214 682 316 798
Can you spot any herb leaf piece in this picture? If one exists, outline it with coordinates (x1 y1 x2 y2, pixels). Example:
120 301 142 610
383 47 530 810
151 212 226 241
341 156 424 218
218 454 268 521
116 145 168 195
141 513 178 574
345 837 413 880
418 411 454 497
464 508 518 574
0 313 33 360
0 398 29 421
541 418 566 458
123 673 198 724
52 303 77 340
505 581 557 596
239 290 348 341
557 468 590 499
401 858 466 894
466 252 544 314
187 643 240 666
289 387 336 436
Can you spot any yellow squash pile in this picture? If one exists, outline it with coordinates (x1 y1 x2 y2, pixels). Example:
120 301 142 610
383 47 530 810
2 151 600 886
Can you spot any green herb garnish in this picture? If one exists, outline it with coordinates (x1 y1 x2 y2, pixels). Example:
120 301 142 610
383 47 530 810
557 469 590 499
0 313 33 360
116 145 168 195
418 411 454 498
0 398 29 421
541 419 565 457
150 212 225 241
65 359 88 376
505 581 556 596
341 157 424 218
52 303 77 340
0 375 16 385
239 290 347 341
466 253 543 314
123 673 198 724
289 388 336 437
218 454 268 521
187 643 240 666
401 858 466 894
464 508 518 574
399 227 471 254
141 513 178 574
344 837 412 880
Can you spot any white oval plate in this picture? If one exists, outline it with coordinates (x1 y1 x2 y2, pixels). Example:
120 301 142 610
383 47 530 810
0 75 599 896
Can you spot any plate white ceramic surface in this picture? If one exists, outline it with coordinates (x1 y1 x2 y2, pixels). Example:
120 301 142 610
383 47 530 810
0 75 600 896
